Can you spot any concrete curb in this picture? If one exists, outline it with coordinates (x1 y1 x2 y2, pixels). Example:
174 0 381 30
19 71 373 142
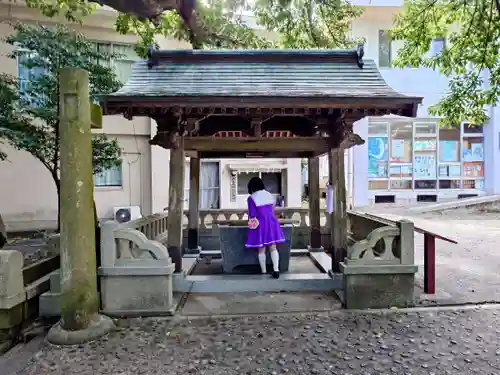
170 301 500 321
408 195 500 214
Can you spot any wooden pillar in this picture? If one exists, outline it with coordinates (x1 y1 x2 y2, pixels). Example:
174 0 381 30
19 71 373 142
329 148 348 272
167 141 185 273
307 157 322 251
187 155 200 253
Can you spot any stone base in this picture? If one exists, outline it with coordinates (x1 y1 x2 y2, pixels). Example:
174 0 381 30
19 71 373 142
341 263 417 309
46 314 115 345
99 264 175 316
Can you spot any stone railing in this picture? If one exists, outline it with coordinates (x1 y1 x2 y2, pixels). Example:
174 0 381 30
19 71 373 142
340 212 417 310
344 212 415 266
0 245 60 352
98 212 175 316
185 208 329 229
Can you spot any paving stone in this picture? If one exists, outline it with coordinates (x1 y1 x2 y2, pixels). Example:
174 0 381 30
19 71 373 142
13 308 500 375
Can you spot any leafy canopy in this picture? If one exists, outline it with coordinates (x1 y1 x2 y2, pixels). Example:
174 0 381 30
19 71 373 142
17 0 362 53
254 0 363 49
0 23 122 176
391 0 500 127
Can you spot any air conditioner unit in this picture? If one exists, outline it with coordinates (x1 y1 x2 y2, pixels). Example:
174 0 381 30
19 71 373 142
113 206 142 223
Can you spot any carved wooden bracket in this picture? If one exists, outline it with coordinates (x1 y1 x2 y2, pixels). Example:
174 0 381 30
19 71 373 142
250 118 262 138
150 131 182 149
339 132 365 150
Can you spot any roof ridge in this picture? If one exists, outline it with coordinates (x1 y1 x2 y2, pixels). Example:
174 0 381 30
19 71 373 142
146 45 365 69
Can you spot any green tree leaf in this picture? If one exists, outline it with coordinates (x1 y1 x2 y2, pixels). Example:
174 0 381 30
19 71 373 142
391 0 499 127
254 0 364 49
0 23 122 229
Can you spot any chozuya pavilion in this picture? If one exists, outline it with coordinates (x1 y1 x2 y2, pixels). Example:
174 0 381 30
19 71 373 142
93 46 423 313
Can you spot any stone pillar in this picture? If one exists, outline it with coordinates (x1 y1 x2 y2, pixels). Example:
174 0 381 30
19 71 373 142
47 68 114 345
187 155 201 254
167 143 185 272
329 148 348 273
307 157 323 252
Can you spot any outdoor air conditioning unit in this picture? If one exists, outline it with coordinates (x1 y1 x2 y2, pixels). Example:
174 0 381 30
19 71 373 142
113 206 142 223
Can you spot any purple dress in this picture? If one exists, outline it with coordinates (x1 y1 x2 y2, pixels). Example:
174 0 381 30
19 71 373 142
245 190 286 249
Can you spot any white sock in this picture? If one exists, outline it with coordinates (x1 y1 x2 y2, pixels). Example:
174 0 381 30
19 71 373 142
270 250 279 272
258 253 266 273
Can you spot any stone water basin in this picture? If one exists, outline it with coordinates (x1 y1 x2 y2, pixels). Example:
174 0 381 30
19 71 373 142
218 221 293 274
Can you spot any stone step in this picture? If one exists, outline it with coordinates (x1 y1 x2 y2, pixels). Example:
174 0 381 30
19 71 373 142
49 270 61 293
39 292 61 317
175 273 343 293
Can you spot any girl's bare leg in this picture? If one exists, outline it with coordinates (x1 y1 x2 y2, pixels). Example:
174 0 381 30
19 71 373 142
269 244 280 278
257 247 266 274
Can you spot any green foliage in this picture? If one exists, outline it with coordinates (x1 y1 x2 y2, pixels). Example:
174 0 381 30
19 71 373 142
391 0 500 127
0 23 122 177
115 0 275 54
254 0 364 49
23 0 95 21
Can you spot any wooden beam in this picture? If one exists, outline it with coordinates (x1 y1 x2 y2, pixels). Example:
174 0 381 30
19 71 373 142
167 139 185 273
308 157 322 251
329 148 348 272
187 155 201 254
183 137 329 153
199 151 315 159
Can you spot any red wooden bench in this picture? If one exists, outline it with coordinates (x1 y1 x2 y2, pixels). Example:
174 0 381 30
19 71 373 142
363 213 457 294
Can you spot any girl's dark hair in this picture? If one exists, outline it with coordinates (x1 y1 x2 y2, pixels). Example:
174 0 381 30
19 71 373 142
248 176 265 194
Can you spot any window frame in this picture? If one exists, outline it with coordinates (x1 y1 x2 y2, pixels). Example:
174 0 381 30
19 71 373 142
236 171 283 196
378 29 392 68
94 42 139 84
93 163 123 189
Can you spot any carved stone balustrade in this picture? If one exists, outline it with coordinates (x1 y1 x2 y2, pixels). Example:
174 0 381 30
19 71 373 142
340 215 418 310
98 213 175 317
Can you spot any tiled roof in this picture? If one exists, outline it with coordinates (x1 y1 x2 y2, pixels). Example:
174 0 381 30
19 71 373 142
104 49 421 105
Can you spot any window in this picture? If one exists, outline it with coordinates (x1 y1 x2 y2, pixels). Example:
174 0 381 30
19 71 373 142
261 172 282 195
430 38 446 57
237 172 259 195
95 43 140 84
200 162 220 209
184 161 221 209
378 30 392 68
17 52 48 107
94 164 123 187
237 171 283 195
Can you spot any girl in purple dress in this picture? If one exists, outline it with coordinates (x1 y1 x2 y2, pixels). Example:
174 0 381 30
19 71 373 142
245 177 286 278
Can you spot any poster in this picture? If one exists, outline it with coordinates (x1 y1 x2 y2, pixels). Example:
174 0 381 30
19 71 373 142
368 137 388 177
414 139 437 151
450 165 461 177
391 139 405 161
414 154 436 179
463 143 484 162
463 162 484 177
439 141 459 162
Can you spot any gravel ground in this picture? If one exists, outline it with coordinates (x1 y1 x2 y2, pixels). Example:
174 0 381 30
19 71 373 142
15 308 500 375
